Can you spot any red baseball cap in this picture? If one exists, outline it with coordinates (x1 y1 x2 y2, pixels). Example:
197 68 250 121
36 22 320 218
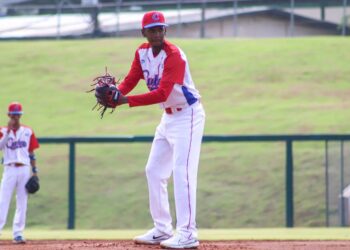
142 11 168 29
8 102 23 115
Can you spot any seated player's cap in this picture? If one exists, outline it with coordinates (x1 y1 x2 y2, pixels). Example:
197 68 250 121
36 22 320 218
142 11 168 29
8 102 23 115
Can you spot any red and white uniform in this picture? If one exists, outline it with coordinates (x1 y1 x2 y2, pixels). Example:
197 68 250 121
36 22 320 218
0 126 39 237
118 40 201 109
119 40 205 238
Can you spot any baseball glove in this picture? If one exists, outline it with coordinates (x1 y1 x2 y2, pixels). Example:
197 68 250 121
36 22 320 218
26 176 40 194
87 67 121 118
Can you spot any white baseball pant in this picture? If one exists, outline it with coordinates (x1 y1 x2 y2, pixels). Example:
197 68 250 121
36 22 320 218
0 165 30 237
145 102 205 238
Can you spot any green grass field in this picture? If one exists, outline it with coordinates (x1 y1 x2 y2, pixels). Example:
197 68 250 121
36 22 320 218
0 37 350 230
1 37 350 135
2 228 350 240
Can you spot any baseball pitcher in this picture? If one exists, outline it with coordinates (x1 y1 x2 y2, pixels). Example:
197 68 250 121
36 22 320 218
90 11 205 249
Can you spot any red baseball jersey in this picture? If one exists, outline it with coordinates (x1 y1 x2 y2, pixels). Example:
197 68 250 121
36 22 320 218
118 40 201 108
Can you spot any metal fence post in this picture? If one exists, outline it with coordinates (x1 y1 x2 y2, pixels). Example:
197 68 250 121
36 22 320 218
342 0 348 36
91 6 100 37
288 0 295 37
200 0 206 38
325 140 329 227
320 1 326 21
68 141 76 229
56 0 63 40
286 140 294 227
340 140 345 226
233 0 238 37
176 0 182 37
115 0 122 37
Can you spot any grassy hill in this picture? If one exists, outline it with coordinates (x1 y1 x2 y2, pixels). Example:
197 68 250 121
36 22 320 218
0 37 349 229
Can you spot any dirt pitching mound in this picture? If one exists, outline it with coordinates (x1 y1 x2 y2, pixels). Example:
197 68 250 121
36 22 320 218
1 240 350 250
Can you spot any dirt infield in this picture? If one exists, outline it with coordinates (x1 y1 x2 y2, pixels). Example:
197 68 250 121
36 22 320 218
1 240 350 250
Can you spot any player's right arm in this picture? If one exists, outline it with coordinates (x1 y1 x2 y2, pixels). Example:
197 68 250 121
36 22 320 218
0 119 15 149
0 127 10 150
117 50 144 96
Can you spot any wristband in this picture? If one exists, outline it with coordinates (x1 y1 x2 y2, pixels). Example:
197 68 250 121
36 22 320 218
113 90 120 103
32 166 38 174
29 154 36 161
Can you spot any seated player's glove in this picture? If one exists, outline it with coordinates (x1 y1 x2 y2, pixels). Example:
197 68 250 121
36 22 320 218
26 176 40 194
87 67 121 118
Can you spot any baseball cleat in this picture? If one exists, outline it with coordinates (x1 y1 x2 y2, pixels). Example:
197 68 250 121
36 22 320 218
160 233 199 249
13 235 26 244
134 228 173 245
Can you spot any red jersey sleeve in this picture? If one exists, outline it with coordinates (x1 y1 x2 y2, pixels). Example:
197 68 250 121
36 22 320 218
127 52 186 107
0 131 3 139
29 132 40 152
117 50 144 96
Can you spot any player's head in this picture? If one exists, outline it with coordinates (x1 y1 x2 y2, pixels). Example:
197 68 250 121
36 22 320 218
8 102 23 122
141 11 168 47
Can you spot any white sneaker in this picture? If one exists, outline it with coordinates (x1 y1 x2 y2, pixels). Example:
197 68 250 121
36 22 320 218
160 233 199 249
134 228 172 245
13 235 26 244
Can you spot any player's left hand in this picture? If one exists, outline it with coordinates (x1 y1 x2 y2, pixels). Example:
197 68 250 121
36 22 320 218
25 175 40 194
95 83 120 108
87 67 122 118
